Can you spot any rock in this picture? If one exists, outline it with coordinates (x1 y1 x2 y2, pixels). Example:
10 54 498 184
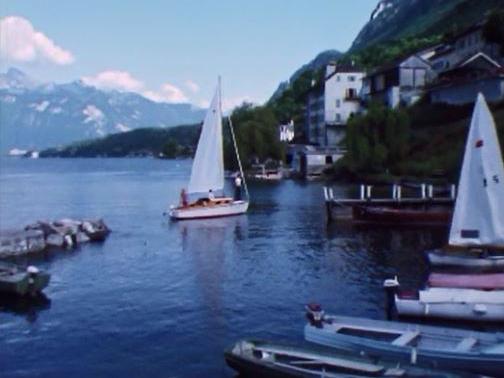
0 230 46 258
46 233 65 248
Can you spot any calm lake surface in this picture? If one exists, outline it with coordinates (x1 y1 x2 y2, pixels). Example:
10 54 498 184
0 158 450 377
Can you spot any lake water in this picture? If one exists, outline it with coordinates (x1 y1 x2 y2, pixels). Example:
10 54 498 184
0 158 450 377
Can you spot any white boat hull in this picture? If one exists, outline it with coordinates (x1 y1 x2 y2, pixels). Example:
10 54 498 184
427 250 504 270
395 288 504 321
169 201 248 220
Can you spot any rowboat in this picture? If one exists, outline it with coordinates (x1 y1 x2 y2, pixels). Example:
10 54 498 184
225 339 471 377
0 262 50 296
352 205 452 225
304 304 504 376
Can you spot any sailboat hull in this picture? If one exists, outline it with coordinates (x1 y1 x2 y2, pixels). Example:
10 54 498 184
427 249 504 271
169 201 248 220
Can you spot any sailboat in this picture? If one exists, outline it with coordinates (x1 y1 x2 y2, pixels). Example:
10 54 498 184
384 94 504 321
427 93 504 270
168 79 249 220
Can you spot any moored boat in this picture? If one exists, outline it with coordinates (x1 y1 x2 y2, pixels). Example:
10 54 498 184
304 304 504 376
428 93 504 269
225 339 471 377
427 248 504 271
428 272 504 290
0 262 50 296
352 205 452 225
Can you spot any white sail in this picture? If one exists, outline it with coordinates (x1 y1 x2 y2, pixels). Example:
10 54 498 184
449 93 504 246
187 83 224 195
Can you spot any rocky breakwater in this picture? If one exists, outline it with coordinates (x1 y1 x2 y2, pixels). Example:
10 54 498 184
0 219 110 258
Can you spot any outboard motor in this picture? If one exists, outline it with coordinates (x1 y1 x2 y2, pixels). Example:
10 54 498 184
27 265 39 295
305 303 324 328
383 276 400 320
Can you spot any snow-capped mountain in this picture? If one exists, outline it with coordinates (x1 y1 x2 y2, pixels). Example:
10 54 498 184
0 68 206 152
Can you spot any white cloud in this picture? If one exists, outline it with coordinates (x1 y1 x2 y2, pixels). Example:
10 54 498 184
0 16 74 65
82 70 144 92
143 83 188 103
185 80 200 93
82 69 189 104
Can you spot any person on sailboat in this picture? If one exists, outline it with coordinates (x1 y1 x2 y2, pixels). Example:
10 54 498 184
234 174 242 200
180 188 188 208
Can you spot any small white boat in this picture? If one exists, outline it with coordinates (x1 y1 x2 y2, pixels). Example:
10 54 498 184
391 285 504 322
168 78 249 220
427 93 504 269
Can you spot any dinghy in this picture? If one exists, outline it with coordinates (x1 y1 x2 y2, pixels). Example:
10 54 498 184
168 79 249 220
0 262 50 296
428 272 504 290
225 339 470 377
427 93 504 270
304 304 504 376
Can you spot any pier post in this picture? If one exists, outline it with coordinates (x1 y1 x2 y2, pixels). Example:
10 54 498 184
366 185 372 200
360 185 365 200
397 185 402 201
392 184 397 200
428 185 433 199
450 184 456 200
421 183 426 199
324 187 333 224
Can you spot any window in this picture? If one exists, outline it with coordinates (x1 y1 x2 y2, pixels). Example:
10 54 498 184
348 75 356 82
336 99 341 107
336 75 341 82
335 113 341 122
325 155 333 164
346 88 357 99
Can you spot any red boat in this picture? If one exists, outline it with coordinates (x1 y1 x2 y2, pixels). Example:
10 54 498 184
428 272 504 290
352 205 452 225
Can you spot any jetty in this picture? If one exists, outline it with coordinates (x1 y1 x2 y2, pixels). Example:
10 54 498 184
324 184 456 223
0 218 110 258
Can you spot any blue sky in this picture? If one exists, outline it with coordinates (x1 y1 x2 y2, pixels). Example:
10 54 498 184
1 0 378 109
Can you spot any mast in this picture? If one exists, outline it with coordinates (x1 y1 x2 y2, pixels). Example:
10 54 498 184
228 115 249 201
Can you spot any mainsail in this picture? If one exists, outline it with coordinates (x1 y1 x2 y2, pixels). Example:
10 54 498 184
449 93 504 246
187 83 224 195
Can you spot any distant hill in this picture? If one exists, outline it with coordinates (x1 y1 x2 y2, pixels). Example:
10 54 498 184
350 0 504 51
269 49 343 101
0 68 206 153
40 124 201 158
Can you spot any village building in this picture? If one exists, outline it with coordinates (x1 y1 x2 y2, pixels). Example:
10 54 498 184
429 52 504 105
305 62 365 148
429 22 503 75
362 54 433 108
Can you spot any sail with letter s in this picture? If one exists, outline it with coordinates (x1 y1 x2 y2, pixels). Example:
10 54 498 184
187 83 224 195
449 93 504 246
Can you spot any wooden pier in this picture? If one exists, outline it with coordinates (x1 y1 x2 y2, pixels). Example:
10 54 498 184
324 184 456 223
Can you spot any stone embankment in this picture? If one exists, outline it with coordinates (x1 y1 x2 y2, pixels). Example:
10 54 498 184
0 219 110 258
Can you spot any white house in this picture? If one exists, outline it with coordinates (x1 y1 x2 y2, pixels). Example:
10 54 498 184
305 63 365 148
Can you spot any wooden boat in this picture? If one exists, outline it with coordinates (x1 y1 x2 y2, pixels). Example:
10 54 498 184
304 304 504 376
168 78 249 220
0 262 50 296
224 339 470 377
352 205 451 225
427 93 504 269
428 272 504 290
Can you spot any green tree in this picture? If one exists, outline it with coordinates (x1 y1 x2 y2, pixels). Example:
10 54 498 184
162 138 178 159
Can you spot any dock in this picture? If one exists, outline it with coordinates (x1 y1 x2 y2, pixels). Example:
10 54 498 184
324 184 456 223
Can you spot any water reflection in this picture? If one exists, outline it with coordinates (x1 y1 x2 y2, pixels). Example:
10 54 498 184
0 293 51 323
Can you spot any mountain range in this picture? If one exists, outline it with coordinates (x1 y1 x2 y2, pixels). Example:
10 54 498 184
0 68 206 153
